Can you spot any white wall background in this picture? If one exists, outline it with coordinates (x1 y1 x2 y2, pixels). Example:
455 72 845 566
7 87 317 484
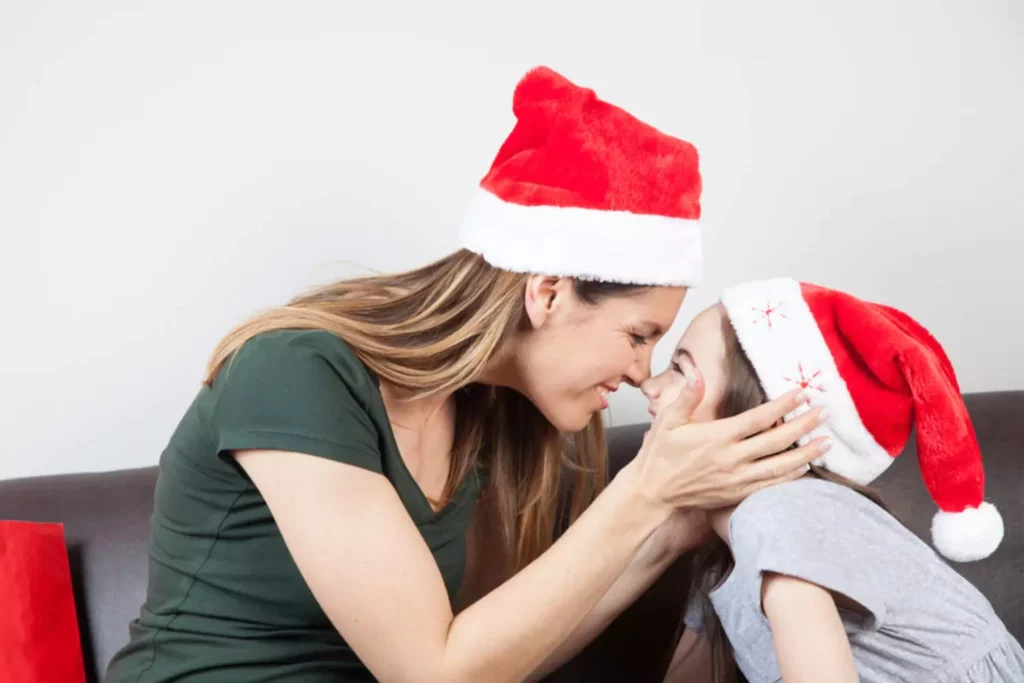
2 0 1021 480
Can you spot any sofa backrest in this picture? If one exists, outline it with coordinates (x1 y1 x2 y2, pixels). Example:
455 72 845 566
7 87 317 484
0 466 157 682
0 391 1020 682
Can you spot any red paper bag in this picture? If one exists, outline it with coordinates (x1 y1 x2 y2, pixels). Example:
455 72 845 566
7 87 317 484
0 521 87 683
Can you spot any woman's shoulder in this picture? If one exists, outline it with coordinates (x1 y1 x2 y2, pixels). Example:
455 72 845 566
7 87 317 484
206 328 389 474
233 329 361 364
217 329 376 395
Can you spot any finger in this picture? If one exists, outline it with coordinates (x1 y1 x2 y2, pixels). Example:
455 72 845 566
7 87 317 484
731 405 826 464
737 437 832 483
732 466 809 502
657 364 706 430
735 447 827 499
722 388 808 440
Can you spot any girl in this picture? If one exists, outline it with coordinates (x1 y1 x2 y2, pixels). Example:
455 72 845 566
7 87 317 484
104 69 827 683
644 278 1022 683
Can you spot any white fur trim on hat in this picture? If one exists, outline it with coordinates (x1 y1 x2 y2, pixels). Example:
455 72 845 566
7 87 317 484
459 189 702 286
931 502 1005 562
720 277 894 484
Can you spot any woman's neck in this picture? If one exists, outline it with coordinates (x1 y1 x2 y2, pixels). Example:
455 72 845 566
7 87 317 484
378 381 454 431
379 381 457 510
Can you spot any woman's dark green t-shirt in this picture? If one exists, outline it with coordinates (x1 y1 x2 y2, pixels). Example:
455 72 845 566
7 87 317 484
105 330 480 682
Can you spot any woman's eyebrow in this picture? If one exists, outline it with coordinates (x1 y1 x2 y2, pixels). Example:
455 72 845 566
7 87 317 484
638 321 665 337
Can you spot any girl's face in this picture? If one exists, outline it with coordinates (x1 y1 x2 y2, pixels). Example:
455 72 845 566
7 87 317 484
641 304 731 423
511 278 686 432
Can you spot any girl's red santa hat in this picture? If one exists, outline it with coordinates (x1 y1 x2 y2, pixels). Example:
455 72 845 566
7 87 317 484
721 278 1004 562
459 66 703 286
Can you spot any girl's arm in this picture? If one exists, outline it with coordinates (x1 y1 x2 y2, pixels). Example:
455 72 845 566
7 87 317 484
761 572 859 683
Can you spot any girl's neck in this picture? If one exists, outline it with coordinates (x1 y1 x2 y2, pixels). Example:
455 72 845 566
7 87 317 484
709 505 737 548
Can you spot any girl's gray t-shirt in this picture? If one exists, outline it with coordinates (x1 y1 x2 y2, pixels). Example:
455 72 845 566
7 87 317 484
688 478 1023 683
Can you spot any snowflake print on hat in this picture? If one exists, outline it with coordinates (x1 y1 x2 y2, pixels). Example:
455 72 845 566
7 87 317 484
752 300 787 330
784 363 827 392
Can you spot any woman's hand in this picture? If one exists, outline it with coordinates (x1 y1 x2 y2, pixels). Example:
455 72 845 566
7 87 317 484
624 366 831 514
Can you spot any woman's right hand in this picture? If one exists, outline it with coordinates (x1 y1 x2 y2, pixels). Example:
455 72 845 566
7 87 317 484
626 365 831 512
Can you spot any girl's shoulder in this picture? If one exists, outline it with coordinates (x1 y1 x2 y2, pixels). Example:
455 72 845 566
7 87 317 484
732 476 892 532
725 476 934 585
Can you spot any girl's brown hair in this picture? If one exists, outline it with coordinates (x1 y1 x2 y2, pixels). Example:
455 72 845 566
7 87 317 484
205 248 644 569
685 312 888 683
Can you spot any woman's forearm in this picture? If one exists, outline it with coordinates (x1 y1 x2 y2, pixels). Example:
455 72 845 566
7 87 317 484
440 465 668 683
526 521 692 681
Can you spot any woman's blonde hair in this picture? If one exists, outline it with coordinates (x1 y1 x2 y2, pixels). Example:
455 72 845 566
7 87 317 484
205 248 642 568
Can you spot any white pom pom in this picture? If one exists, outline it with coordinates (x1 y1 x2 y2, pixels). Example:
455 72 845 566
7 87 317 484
931 502 1004 562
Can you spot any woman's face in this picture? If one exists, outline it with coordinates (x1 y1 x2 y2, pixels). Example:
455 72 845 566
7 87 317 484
510 278 686 432
641 304 731 423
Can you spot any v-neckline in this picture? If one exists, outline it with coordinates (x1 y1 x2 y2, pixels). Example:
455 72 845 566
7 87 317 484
365 371 473 525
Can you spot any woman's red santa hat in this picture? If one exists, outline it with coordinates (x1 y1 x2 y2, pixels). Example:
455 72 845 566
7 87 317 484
721 277 1004 562
459 66 703 286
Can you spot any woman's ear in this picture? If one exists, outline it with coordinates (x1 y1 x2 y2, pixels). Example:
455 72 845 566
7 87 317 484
523 275 569 330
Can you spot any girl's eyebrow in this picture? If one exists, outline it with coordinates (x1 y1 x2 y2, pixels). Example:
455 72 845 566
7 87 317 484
673 347 695 363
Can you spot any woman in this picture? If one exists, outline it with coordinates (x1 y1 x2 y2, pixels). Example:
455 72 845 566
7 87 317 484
647 279 1017 682
105 67 831 683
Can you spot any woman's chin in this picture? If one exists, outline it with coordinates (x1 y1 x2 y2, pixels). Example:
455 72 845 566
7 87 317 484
529 393 603 433
554 408 601 433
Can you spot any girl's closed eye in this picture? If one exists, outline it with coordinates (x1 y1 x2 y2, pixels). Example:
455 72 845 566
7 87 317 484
673 351 698 380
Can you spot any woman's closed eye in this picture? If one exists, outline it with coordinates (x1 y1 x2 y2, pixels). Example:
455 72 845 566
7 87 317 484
628 329 650 347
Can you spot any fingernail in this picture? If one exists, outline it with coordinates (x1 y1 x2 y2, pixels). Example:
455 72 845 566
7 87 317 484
686 368 699 389
817 407 831 423
801 464 811 473
820 437 833 452
796 391 812 405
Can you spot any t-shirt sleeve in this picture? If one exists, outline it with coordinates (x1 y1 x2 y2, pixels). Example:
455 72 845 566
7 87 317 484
726 479 899 629
210 331 384 473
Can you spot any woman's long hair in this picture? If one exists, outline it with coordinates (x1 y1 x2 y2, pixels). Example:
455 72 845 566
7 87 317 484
686 312 889 683
205 248 643 569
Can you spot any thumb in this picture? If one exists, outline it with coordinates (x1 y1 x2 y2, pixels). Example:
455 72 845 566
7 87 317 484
657 364 706 429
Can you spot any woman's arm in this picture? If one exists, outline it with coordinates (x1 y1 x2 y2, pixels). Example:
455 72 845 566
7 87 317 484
761 572 858 683
238 449 665 683
525 509 710 681
236 388 826 683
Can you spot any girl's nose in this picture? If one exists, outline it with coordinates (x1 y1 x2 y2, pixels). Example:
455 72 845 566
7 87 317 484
640 377 659 401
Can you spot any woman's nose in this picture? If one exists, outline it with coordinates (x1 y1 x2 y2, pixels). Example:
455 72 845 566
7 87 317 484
625 360 649 388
